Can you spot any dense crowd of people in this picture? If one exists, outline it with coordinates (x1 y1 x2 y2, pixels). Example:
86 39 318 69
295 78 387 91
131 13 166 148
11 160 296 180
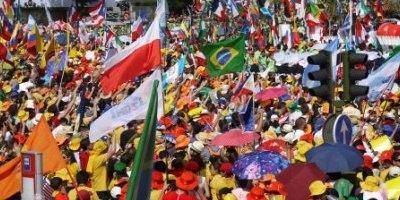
1 0 400 200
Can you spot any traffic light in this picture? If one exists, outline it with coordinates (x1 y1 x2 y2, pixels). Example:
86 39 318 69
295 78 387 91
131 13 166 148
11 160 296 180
343 51 368 101
307 50 334 100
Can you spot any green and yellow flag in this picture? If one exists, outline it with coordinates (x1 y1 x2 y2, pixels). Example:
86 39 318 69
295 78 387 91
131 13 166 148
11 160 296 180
201 36 245 77
126 80 159 200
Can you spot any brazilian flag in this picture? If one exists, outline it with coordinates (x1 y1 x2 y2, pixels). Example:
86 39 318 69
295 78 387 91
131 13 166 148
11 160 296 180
201 36 245 77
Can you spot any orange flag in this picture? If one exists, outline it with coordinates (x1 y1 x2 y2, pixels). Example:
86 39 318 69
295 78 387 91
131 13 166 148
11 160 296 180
23 116 67 174
0 156 22 199
0 117 66 198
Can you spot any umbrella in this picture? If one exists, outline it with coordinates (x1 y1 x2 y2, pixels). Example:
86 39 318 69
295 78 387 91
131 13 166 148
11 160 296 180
258 139 288 156
210 129 260 147
255 87 288 101
233 151 289 180
276 163 326 200
305 143 363 173
385 176 400 200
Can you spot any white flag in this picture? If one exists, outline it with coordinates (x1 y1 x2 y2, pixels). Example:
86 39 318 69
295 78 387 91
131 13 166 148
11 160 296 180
89 70 163 142
359 52 400 102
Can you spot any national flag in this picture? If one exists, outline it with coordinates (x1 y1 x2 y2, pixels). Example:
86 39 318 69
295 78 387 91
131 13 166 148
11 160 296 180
163 55 186 86
194 50 207 66
309 1 320 18
9 21 21 48
40 36 55 68
201 36 245 77
234 73 255 97
2 0 14 19
90 70 163 142
258 0 272 17
339 14 351 38
0 156 21 199
227 0 239 17
240 97 255 131
180 20 190 38
131 17 144 42
0 10 13 40
358 47 400 102
125 80 159 200
356 0 371 18
114 35 124 51
249 0 260 16
26 22 43 54
103 26 115 47
374 0 384 17
305 13 321 29
212 0 227 20
88 0 104 17
26 14 36 30
68 3 80 22
23 116 67 174
57 49 68 71
100 11 161 93
89 0 106 26
193 0 205 13
43 56 56 84
355 20 367 44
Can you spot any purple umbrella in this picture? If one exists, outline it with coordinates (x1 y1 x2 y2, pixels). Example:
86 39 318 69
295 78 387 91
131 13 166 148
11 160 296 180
233 151 289 180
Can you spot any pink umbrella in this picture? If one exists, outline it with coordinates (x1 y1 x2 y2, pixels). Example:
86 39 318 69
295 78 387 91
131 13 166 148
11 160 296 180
256 87 288 101
211 129 260 147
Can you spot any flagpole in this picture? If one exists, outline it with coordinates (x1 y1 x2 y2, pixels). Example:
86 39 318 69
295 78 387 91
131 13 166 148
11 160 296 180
349 0 353 46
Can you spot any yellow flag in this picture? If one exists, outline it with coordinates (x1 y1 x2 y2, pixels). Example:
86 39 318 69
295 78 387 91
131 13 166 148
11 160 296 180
40 36 55 68
33 24 43 53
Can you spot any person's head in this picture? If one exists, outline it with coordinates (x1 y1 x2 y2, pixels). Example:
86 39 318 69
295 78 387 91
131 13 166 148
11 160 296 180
50 177 64 191
62 150 76 164
76 170 90 185
393 152 400 167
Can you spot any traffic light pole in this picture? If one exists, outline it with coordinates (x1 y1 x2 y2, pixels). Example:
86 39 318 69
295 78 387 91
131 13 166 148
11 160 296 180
342 52 351 101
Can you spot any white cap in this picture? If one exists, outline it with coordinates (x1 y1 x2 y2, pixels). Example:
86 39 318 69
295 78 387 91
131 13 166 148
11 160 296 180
110 186 122 198
389 166 400 177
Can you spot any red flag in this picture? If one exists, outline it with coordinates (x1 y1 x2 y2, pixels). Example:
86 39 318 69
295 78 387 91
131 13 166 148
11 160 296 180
100 15 161 93
131 17 144 42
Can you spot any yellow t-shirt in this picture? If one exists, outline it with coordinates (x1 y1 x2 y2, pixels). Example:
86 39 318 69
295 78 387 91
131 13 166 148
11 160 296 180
54 163 80 184
67 185 100 200
210 175 236 200
87 154 108 192
150 189 164 200
108 178 119 191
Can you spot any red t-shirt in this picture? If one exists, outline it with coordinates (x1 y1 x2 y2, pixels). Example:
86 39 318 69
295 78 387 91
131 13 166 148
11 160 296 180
79 150 89 170
162 191 196 200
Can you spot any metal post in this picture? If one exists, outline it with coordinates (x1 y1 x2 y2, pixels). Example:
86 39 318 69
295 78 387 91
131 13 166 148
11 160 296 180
342 51 350 101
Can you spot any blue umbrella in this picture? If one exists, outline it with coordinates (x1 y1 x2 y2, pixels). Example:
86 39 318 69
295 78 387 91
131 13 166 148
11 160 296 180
305 143 363 173
233 151 289 180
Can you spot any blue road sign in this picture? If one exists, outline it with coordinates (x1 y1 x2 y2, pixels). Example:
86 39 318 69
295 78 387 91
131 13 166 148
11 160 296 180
333 114 353 145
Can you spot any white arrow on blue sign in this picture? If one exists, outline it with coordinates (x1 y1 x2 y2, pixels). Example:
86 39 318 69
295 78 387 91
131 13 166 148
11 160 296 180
333 114 353 145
